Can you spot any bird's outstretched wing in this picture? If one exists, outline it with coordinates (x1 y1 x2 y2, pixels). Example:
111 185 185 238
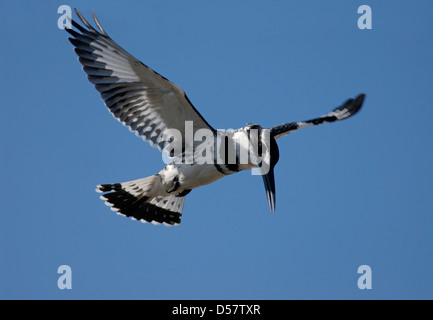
66 10 215 153
270 94 365 139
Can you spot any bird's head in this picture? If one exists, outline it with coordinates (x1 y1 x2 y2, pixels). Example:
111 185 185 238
261 132 279 212
247 124 280 212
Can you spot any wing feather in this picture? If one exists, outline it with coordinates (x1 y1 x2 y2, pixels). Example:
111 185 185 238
66 9 215 153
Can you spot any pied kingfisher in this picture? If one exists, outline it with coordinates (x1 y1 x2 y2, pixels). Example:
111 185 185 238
66 10 365 226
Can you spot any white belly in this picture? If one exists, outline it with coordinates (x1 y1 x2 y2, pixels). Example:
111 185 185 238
157 162 234 195
177 163 227 190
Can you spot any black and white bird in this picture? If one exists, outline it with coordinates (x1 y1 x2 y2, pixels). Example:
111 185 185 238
66 10 365 226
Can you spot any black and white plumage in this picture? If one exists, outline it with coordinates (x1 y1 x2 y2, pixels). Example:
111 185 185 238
66 10 365 226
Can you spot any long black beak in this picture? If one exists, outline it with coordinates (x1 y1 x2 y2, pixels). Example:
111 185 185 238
262 167 276 212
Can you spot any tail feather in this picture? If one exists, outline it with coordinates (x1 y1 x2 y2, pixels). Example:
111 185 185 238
96 176 185 226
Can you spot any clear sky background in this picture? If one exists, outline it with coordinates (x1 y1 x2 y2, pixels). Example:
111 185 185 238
1 0 432 299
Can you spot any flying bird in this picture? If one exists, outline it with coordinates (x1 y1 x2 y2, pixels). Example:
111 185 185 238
66 10 365 226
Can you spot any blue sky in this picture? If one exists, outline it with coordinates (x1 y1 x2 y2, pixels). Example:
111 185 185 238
1 0 432 299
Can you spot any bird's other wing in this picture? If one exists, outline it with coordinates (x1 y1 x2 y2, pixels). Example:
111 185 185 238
66 9 215 154
270 94 365 140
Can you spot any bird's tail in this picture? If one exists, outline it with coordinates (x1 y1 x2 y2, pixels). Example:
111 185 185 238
96 175 185 226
